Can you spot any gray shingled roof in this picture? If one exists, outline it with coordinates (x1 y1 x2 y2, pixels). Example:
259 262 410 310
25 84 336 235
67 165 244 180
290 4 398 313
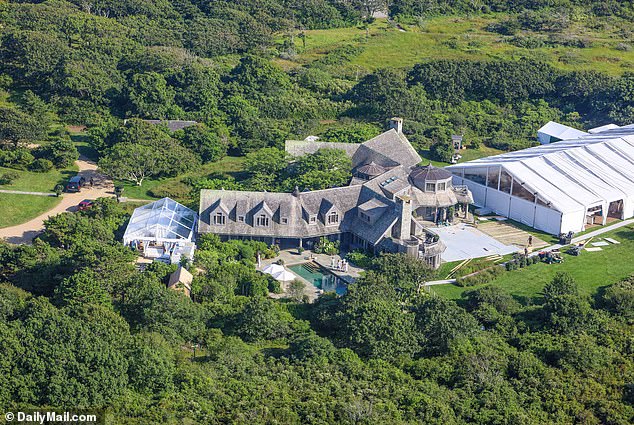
352 129 422 169
409 164 453 189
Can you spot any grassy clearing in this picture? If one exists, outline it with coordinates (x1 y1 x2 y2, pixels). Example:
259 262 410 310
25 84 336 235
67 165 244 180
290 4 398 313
287 16 634 75
0 193 61 228
431 225 634 303
0 165 78 193
116 156 248 201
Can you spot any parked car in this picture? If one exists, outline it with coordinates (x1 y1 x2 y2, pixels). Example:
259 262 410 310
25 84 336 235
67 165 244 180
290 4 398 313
77 199 94 211
66 175 86 192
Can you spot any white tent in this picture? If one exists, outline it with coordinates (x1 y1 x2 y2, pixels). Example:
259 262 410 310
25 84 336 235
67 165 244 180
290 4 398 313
123 197 198 263
448 125 634 235
537 121 588 144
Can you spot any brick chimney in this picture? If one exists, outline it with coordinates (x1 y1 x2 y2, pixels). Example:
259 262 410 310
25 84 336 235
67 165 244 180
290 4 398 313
389 117 403 134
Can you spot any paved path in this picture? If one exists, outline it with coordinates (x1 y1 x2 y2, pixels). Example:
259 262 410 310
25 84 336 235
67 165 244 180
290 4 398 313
0 155 114 244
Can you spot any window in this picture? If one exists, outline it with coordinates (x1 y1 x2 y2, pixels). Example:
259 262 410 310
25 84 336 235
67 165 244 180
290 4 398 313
256 214 269 227
238 215 245 222
425 182 435 192
487 167 500 190
327 211 339 225
464 167 487 186
213 212 226 225
309 215 316 224
437 182 446 191
511 181 535 203
281 217 288 224
499 170 512 194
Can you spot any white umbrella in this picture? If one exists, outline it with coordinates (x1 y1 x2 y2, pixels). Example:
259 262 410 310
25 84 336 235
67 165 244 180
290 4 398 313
262 264 284 275
272 269 296 282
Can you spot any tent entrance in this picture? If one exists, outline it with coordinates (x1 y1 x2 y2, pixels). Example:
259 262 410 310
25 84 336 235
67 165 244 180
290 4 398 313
585 205 603 225
608 200 624 219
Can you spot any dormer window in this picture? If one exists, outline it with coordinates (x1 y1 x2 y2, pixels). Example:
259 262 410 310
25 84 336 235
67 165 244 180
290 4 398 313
327 211 339 225
281 217 288 224
238 215 245 222
256 214 270 227
425 182 435 192
309 215 317 224
437 182 446 191
213 212 226 225
359 211 371 223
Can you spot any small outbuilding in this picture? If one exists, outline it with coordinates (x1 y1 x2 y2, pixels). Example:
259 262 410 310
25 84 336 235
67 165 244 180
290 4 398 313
168 266 193 298
123 197 198 264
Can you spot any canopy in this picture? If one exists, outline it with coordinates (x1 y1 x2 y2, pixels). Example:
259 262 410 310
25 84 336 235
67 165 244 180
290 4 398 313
123 197 198 243
262 264 285 275
272 270 296 282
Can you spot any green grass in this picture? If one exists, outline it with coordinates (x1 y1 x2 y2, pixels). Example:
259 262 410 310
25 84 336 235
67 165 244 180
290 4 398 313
282 16 634 76
0 165 78 193
115 156 248 201
69 132 98 161
0 193 61 228
431 225 634 303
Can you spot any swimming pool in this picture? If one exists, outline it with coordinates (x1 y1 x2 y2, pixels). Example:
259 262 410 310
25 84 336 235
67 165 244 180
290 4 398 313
288 263 347 295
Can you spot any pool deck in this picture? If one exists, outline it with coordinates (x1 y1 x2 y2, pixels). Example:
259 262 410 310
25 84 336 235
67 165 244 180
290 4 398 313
260 249 365 302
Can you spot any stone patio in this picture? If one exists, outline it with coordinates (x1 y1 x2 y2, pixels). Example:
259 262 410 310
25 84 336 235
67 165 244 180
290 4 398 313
434 223 520 262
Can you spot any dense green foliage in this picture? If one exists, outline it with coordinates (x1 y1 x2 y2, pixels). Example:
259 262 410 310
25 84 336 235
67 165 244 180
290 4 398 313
2 1 634 422
1 204 632 423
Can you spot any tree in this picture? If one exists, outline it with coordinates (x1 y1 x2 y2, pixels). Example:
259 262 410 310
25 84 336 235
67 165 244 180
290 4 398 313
0 106 48 148
178 123 228 163
55 269 112 307
244 147 289 190
287 148 352 190
235 297 292 342
127 72 181 119
98 143 160 186
542 272 591 333
287 279 306 302
33 138 79 168
430 140 454 163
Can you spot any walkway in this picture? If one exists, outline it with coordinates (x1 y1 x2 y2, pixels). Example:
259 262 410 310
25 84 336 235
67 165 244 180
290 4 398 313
0 155 114 244
0 189 56 196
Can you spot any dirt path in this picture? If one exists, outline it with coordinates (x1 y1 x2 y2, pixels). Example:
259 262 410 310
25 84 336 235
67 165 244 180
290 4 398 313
0 155 114 244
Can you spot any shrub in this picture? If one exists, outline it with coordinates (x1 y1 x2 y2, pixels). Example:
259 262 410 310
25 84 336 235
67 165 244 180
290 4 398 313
313 237 340 255
29 158 54 172
456 266 504 287
0 170 19 185
346 250 373 268
616 42 632 52
429 141 454 162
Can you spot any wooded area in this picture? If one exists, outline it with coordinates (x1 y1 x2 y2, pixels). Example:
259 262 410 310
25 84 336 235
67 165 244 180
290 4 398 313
1 1 634 423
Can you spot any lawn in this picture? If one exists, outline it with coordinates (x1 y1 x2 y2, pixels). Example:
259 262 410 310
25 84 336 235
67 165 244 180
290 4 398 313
0 193 61 228
115 156 248 201
431 226 634 303
0 165 78 193
284 16 634 76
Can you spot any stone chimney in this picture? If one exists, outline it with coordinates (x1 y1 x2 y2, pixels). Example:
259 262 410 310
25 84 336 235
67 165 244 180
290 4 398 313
394 194 412 240
389 117 403 134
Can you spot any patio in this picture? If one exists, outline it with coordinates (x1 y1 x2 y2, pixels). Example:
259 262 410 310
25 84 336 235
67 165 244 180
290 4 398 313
434 223 520 262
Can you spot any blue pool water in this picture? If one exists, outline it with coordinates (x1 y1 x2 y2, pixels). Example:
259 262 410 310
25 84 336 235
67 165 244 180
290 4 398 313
288 263 347 295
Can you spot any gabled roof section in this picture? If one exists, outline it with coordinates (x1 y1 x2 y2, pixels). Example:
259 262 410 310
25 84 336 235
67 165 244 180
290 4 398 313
537 121 587 142
124 197 197 242
352 129 422 169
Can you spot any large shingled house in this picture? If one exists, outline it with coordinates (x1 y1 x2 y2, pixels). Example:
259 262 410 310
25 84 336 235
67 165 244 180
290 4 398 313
198 119 473 269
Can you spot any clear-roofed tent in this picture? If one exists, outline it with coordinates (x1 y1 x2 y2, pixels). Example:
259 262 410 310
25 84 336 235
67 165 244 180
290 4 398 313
123 198 198 263
447 125 634 235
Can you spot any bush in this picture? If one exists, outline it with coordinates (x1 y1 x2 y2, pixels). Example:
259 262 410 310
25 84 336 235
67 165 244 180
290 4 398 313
429 141 454 162
29 158 54 172
33 138 79 168
0 148 34 170
456 266 504 287
0 170 19 185
313 237 339 255
346 250 373 268
267 277 282 294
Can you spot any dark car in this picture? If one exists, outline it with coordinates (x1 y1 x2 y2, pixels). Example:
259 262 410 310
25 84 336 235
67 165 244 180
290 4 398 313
77 199 94 211
66 175 86 192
